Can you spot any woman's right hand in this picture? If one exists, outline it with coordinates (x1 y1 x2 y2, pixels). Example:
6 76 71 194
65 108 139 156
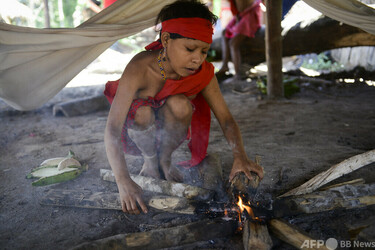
117 179 148 214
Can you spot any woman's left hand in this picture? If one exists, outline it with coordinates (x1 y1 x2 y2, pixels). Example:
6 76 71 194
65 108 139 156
229 156 264 182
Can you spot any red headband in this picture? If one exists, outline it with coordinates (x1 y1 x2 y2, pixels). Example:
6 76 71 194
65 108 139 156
145 17 213 51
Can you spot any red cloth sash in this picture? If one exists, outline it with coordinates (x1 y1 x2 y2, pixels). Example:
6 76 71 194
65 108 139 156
154 61 214 167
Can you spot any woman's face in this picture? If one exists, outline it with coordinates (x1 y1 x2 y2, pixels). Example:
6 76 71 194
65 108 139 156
164 35 210 78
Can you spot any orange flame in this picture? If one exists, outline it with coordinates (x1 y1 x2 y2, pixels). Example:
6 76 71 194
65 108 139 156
236 195 259 225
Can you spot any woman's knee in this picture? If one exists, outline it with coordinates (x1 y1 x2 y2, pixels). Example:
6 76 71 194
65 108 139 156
165 95 193 122
133 106 155 129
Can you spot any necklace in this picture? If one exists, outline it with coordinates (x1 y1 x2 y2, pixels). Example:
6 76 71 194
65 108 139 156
157 49 166 81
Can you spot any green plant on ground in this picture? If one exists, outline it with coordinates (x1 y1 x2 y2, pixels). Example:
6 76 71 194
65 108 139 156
256 76 300 99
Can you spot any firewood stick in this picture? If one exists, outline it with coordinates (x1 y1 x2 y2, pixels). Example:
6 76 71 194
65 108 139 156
229 156 262 198
274 183 375 217
100 169 214 201
268 219 330 250
243 221 273 250
279 149 375 198
72 218 238 250
40 189 198 214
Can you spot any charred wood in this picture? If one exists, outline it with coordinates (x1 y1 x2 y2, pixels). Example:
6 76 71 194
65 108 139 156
274 183 375 217
72 218 238 250
243 220 273 250
40 189 198 214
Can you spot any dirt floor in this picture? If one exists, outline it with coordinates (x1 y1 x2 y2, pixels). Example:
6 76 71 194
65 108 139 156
1 61 375 249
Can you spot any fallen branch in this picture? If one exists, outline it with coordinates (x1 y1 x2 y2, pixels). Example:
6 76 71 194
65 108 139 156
72 218 238 250
268 219 330 250
100 169 214 201
40 189 198 214
274 183 375 217
279 149 375 198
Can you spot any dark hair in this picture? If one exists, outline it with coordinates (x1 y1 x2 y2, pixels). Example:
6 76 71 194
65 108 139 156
155 0 218 27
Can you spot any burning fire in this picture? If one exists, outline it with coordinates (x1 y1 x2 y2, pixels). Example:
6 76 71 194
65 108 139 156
235 195 261 229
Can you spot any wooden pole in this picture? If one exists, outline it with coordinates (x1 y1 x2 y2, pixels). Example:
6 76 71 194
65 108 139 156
265 0 283 99
43 0 50 28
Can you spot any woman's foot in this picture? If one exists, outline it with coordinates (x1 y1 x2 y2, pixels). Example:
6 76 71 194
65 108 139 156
139 155 161 179
160 161 183 182
215 66 232 82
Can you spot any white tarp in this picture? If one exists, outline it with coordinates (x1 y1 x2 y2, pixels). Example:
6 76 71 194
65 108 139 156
302 0 375 35
0 0 174 110
0 0 374 110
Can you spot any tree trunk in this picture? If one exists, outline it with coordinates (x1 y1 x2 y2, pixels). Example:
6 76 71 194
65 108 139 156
210 16 375 67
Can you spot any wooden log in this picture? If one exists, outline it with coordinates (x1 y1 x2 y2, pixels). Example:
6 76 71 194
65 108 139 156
210 16 375 67
229 156 272 250
243 221 272 250
100 169 214 201
53 95 109 117
274 183 375 217
279 149 375 198
268 219 330 250
199 153 227 201
72 218 238 250
40 189 198 214
265 0 283 99
229 156 262 199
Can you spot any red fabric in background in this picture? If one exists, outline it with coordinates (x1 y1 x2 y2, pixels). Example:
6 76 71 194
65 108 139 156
229 0 239 15
103 0 117 8
225 0 262 39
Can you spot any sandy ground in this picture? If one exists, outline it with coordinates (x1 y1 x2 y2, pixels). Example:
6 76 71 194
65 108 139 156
1 47 375 249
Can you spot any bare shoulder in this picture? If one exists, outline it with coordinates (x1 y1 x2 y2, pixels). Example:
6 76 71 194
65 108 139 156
124 51 153 77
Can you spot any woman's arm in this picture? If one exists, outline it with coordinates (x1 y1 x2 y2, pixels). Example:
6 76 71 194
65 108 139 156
201 76 264 181
104 60 148 214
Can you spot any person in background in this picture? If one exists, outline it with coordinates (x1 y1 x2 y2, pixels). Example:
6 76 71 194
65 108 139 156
215 0 263 83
